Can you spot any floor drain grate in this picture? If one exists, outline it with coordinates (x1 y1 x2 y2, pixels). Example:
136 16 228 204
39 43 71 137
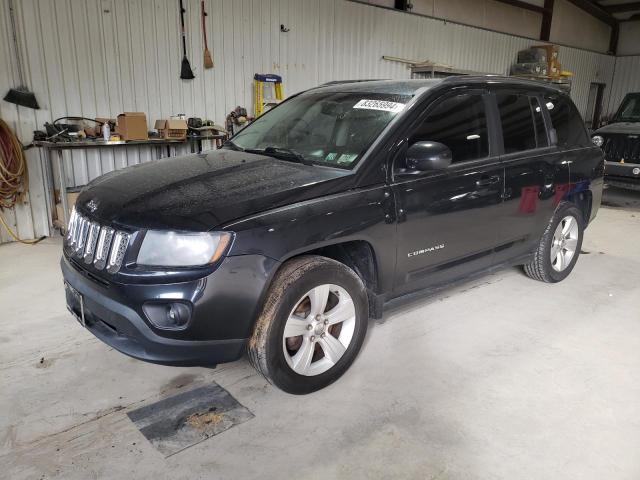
127 382 254 456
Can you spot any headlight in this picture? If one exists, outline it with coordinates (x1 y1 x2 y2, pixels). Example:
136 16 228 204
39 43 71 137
137 231 232 267
592 135 604 147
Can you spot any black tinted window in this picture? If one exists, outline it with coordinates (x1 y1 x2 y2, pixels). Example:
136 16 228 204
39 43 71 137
531 97 548 148
544 95 589 147
411 94 489 163
497 94 536 153
496 94 549 153
615 94 640 122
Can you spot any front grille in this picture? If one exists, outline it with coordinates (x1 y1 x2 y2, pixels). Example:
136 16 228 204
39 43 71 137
66 208 131 273
602 134 640 164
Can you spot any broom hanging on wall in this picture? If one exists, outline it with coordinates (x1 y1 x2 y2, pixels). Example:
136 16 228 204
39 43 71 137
3 0 39 109
179 0 195 79
201 0 213 69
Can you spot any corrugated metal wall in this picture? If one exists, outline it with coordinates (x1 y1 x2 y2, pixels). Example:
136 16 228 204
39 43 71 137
0 0 617 243
605 56 640 117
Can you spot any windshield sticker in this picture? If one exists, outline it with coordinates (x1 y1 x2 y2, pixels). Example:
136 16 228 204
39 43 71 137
337 153 358 164
353 99 406 113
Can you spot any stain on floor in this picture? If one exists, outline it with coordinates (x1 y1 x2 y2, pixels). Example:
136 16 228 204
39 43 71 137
35 357 55 369
160 373 200 395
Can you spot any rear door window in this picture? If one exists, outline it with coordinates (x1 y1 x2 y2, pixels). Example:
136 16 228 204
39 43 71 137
496 93 537 153
410 93 489 163
495 93 549 154
544 95 589 148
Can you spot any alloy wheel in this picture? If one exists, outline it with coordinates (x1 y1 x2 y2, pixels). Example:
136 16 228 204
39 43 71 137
282 284 356 376
550 215 579 272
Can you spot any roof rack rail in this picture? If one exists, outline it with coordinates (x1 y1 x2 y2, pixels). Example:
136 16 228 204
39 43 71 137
316 79 388 87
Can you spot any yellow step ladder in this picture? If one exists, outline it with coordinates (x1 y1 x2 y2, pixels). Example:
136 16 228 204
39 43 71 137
254 73 283 117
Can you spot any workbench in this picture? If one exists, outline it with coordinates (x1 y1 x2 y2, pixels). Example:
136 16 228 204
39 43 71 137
34 135 227 233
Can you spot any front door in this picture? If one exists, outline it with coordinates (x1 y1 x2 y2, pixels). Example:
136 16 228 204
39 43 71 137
391 91 505 294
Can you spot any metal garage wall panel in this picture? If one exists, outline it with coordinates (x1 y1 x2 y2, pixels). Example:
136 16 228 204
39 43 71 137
559 47 616 119
316 1 615 119
605 56 640 118
0 0 617 243
0 0 48 243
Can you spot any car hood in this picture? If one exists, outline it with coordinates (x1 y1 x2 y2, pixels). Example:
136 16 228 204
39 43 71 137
76 149 352 231
595 122 640 135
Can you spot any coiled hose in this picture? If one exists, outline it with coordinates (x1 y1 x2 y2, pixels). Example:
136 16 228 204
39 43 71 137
0 118 44 244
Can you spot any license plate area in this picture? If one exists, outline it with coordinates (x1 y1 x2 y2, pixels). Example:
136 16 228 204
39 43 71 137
65 282 85 327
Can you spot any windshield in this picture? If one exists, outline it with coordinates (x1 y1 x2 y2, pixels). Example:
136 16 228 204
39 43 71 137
614 94 640 123
228 91 411 168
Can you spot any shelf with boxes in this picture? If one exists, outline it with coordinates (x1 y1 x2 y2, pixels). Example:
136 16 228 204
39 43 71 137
510 44 572 92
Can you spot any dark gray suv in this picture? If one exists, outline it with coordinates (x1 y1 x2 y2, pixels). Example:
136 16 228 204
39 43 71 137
592 92 640 190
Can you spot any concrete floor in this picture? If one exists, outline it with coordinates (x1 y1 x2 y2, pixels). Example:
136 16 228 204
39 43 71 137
1 187 639 480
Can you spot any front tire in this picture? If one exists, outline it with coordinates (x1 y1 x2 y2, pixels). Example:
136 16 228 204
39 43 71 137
248 255 369 394
524 202 584 283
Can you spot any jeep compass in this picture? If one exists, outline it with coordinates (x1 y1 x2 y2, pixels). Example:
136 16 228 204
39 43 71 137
62 77 604 394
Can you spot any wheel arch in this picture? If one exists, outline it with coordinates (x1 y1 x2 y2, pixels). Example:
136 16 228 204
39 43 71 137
563 189 593 226
277 239 384 319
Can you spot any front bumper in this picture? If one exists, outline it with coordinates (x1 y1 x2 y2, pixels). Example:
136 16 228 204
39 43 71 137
605 161 640 191
61 253 279 366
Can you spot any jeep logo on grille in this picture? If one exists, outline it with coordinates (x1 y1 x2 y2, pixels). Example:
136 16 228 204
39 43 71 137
86 199 99 212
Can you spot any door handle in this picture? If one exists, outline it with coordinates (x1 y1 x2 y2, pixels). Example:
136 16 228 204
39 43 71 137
476 175 501 187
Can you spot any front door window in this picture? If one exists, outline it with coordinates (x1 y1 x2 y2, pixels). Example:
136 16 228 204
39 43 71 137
409 93 489 164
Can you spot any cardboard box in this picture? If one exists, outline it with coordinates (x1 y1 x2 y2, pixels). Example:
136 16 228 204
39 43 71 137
154 119 188 140
532 44 559 61
116 112 148 141
531 44 561 77
549 59 562 77
54 191 80 224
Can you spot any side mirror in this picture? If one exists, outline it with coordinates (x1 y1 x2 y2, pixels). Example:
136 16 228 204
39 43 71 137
406 141 452 171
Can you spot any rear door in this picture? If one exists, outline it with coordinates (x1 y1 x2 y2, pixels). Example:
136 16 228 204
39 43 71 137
492 89 571 265
391 89 505 294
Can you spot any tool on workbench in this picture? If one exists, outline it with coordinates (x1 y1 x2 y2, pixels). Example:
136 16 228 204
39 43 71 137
226 107 250 136
254 74 283 117
179 0 195 80
3 0 39 109
201 0 213 69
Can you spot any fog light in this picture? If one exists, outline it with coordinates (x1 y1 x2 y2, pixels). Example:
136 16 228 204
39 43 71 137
143 301 192 330
633 167 640 176
592 135 604 147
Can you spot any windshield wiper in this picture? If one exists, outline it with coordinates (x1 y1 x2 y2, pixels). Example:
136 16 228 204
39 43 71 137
265 146 313 165
246 146 314 166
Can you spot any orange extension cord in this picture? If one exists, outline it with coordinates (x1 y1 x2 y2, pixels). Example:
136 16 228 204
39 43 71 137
0 118 44 244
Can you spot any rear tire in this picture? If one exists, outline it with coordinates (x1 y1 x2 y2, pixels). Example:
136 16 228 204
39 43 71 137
524 202 584 283
248 255 368 394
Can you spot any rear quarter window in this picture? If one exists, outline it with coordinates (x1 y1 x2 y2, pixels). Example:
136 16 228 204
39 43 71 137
544 95 590 148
